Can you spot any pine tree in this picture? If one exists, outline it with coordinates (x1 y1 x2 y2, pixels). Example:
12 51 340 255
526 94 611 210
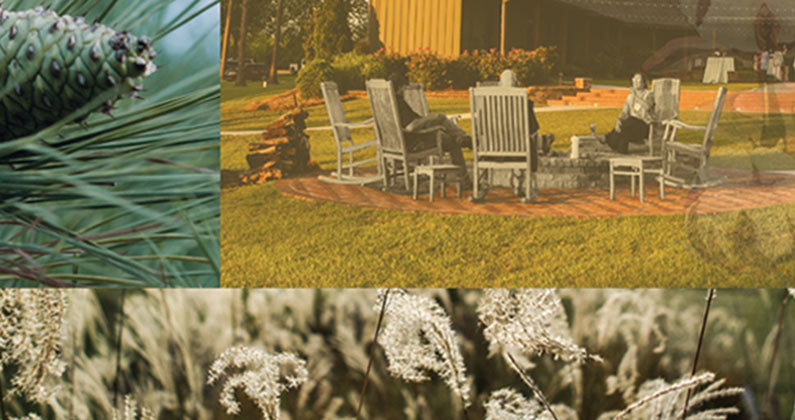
308 0 353 60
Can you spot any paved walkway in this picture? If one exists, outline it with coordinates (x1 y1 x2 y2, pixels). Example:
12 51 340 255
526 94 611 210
221 105 607 136
274 169 795 218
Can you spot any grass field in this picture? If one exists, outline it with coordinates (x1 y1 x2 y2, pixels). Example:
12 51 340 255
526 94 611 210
221 79 795 288
590 79 764 91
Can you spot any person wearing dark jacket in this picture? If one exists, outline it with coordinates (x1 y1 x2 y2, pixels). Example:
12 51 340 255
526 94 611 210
388 73 469 179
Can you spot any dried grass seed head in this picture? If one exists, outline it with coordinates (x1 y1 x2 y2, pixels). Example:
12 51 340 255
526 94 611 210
477 289 599 363
485 388 578 420
375 289 471 408
0 289 67 404
615 371 743 419
485 388 547 420
111 395 156 420
207 346 308 420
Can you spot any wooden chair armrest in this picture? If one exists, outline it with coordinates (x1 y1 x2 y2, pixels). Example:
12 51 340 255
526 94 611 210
341 139 377 152
335 120 374 129
665 141 703 156
662 119 706 131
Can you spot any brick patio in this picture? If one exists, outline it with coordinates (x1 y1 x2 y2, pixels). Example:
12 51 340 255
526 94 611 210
274 168 795 218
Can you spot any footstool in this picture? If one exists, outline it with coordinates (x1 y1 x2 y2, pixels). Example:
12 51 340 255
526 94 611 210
412 164 463 202
609 156 665 203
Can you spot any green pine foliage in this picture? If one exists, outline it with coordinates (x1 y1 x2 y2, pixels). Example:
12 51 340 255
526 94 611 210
0 0 220 287
307 0 353 60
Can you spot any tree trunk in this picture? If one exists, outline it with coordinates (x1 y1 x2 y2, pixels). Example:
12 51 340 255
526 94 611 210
269 0 284 84
235 0 249 86
367 0 375 49
220 0 234 80
500 0 508 54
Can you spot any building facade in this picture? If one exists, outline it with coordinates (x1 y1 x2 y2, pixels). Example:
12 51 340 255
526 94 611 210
370 0 795 73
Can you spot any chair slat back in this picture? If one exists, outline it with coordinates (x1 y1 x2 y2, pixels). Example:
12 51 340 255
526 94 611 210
477 81 500 87
365 79 405 154
403 83 430 117
320 81 351 144
470 86 531 156
702 86 728 157
651 78 680 122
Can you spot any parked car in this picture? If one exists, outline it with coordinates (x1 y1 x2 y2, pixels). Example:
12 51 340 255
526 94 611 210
223 59 270 81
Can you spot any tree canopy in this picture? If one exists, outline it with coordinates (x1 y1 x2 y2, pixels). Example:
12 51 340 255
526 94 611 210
222 0 368 67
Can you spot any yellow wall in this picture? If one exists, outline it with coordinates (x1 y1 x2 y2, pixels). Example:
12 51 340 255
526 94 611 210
372 0 463 56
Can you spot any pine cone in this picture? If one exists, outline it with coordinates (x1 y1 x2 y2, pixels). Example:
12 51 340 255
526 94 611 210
0 6 157 141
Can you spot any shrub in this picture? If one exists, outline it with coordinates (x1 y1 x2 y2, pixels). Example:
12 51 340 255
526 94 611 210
506 49 540 86
316 47 560 93
474 48 509 82
296 59 335 99
331 52 388 91
373 48 408 78
507 46 559 85
531 46 560 83
406 48 450 90
449 52 480 89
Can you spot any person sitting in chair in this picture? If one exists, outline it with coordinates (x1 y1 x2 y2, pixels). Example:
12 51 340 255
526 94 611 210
388 73 470 180
597 73 655 154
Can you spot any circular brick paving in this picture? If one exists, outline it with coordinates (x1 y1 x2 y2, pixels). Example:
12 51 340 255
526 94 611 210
274 168 795 218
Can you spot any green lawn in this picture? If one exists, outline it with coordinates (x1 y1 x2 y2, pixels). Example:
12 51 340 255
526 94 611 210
590 79 764 92
222 183 795 287
221 82 795 288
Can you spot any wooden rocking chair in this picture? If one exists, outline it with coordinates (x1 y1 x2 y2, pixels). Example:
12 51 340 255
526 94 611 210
365 79 445 191
317 81 381 185
469 86 539 203
647 78 681 156
661 86 728 188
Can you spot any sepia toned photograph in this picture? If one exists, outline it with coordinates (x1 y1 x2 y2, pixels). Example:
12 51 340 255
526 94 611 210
220 0 795 288
0 0 221 287
0 288 793 419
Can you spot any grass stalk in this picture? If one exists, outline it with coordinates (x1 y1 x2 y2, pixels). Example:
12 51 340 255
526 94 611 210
681 288 715 419
113 290 127 408
0 371 7 420
428 322 470 419
506 352 559 420
356 289 390 420
763 291 790 419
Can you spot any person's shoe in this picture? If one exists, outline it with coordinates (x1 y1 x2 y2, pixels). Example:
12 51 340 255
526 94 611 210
460 134 473 149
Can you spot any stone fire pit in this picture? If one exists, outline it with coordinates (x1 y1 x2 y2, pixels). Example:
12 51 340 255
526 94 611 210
486 136 650 189
487 152 608 189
